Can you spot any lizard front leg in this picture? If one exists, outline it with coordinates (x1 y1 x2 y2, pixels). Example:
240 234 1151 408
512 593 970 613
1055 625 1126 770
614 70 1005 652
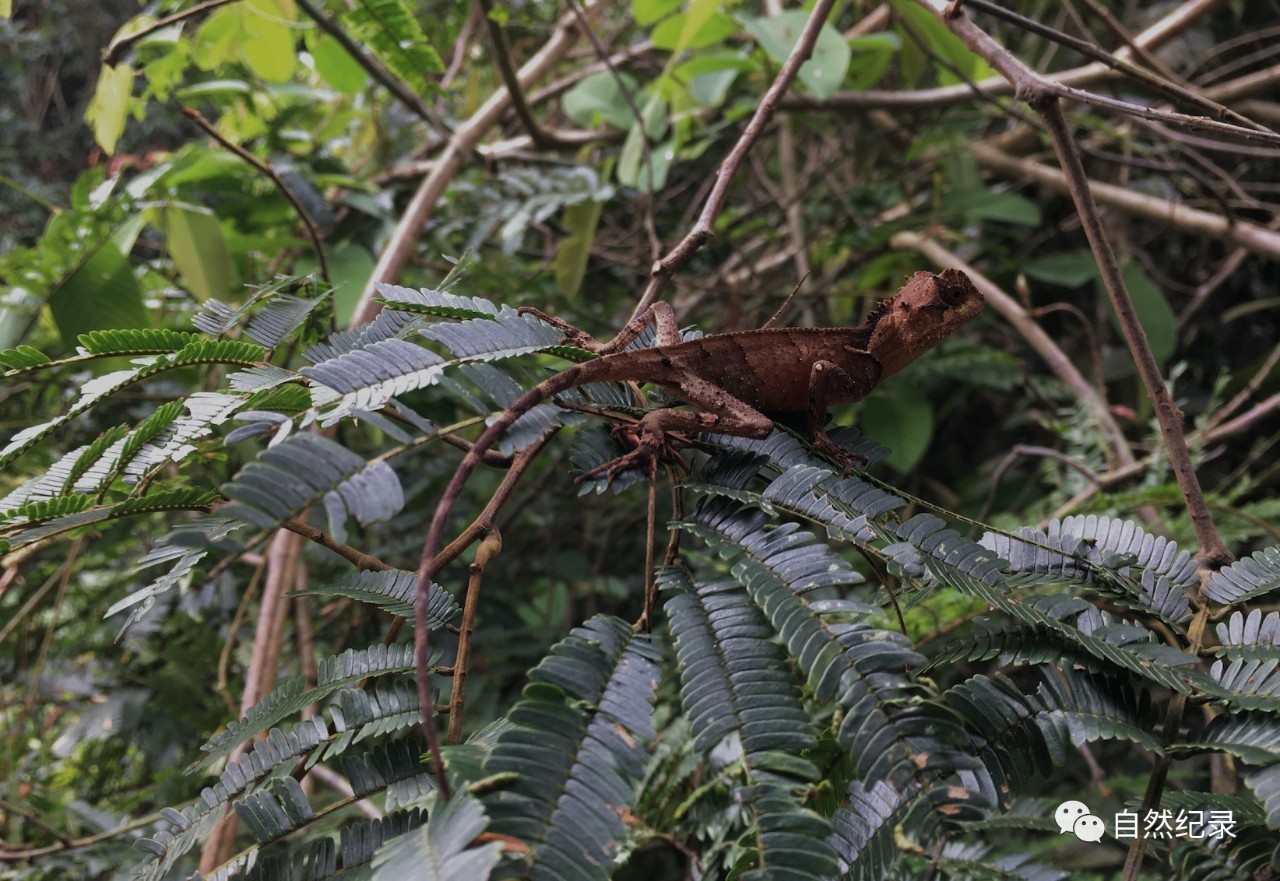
805 359 880 474
581 373 774 482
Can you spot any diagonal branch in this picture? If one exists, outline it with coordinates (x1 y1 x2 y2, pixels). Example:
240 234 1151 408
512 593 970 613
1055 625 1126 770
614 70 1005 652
349 3 594 328
782 0 1225 111
474 0 570 148
629 0 838 322
891 232 1136 474
970 142 1280 261
182 107 331 285
915 0 1230 561
957 0 1270 138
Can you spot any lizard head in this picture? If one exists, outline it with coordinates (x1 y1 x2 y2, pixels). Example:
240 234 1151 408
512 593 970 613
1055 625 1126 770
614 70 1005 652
866 269 984 378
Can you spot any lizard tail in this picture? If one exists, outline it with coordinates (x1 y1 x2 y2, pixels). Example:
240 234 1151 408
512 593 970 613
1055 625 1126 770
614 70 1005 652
412 362 588 784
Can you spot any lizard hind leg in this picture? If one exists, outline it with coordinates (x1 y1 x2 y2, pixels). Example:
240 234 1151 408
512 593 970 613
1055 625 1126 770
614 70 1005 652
579 373 775 484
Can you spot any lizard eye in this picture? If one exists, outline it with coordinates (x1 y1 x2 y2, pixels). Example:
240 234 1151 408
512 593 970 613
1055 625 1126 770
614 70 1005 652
937 274 966 306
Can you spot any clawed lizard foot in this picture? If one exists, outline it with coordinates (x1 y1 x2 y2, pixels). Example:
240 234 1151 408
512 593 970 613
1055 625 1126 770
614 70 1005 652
576 425 664 486
517 306 602 352
810 432 870 476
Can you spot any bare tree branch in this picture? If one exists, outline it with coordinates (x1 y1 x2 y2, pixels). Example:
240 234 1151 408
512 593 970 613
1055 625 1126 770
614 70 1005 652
629 0 838 322
971 142 1280 261
782 0 1226 111
350 3 594 328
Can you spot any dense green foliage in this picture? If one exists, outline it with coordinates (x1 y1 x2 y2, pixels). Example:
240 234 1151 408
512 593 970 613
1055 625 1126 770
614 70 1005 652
2 1 1280 879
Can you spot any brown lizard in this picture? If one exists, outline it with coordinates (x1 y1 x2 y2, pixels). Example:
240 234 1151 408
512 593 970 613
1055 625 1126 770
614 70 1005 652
411 269 982 764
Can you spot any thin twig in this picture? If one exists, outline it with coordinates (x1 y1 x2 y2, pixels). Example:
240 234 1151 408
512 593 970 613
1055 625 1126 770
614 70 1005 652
0 555 74 646
442 2 482 89
1202 343 1280 434
629 0 838 323
217 556 266 717
0 797 73 847
411 430 557 798
350 3 592 327
971 141 1280 261
201 529 301 872
103 0 238 66
765 0 813 325
181 107 331 284
446 528 502 743
958 0 1271 138
0 814 157 861
1076 0 1182 84
781 0 1224 112
305 764 382 819
564 0 658 255
281 518 392 571
1037 96 1230 566
918 5 1234 875
1011 444 1103 483
526 39 654 107
475 0 564 148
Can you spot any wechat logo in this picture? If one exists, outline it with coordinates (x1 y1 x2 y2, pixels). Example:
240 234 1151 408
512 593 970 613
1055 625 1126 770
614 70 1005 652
1055 801 1105 843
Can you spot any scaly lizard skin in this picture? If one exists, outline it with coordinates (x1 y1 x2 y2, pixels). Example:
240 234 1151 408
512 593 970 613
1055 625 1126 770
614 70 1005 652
412 269 983 737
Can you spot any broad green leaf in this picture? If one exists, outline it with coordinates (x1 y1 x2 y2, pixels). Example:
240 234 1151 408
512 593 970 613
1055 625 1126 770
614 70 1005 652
638 92 669 140
242 0 297 82
109 212 148 257
741 10 849 100
296 243 374 326
673 50 753 108
562 72 639 130
174 79 254 100
85 63 135 156
555 199 604 297
891 0 991 86
633 0 680 27
0 1 11 17
166 206 231 301
48 243 149 346
158 149 246 189
945 187 1041 226
341 0 443 94
618 96 672 190
846 32 900 90
652 10 737 50
1026 255 1175 363
862 383 934 472
192 8 241 70
1115 262 1176 364
142 34 191 100
308 33 367 94
655 0 721 57
1023 251 1097 287
618 131 674 192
